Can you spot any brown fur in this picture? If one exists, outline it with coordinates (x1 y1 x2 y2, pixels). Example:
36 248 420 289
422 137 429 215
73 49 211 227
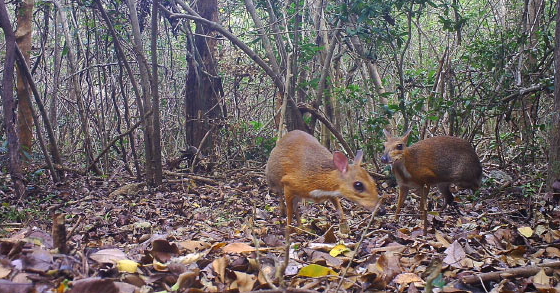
382 129 482 234
266 130 379 233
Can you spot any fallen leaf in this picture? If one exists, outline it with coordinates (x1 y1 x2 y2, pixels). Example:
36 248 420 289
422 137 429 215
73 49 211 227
113 282 138 293
151 239 179 262
545 247 560 258
222 242 255 254
177 252 206 265
435 231 451 248
518 227 533 238
153 260 168 272
178 240 210 252
213 256 228 282
298 264 338 278
394 272 423 284
232 271 257 292
0 280 34 293
533 268 550 285
0 264 12 278
329 244 350 257
90 249 127 264
171 269 199 291
443 241 466 269
117 259 139 273
68 278 119 293
23 248 53 272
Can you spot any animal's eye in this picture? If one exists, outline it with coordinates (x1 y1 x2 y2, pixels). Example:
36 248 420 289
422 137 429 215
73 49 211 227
353 181 365 192
396 144 403 150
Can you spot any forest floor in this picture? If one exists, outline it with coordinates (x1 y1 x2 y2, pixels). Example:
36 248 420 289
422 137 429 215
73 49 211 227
0 162 559 293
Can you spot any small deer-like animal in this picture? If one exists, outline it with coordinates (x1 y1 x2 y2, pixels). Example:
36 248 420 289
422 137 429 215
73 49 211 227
266 130 379 234
381 129 482 234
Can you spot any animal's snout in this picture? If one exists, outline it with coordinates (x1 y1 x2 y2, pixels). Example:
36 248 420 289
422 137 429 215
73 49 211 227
381 153 391 164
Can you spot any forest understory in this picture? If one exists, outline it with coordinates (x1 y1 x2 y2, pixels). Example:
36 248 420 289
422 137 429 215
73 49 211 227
0 159 558 293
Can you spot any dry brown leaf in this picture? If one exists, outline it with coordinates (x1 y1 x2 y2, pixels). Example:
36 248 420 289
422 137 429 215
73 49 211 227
153 259 168 272
222 242 255 254
68 278 119 293
545 247 560 258
173 269 200 290
89 248 127 264
435 230 451 248
533 268 550 285
178 240 210 252
151 239 179 263
113 282 138 293
0 264 12 279
232 271 257 292
212 256 228 283
393 272 423 284
23 248 53 272
443 241 466 268
0 280 34 293
257 264 275 285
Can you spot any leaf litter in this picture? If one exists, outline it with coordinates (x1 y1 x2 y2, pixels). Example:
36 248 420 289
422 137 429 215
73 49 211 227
0 165 558 292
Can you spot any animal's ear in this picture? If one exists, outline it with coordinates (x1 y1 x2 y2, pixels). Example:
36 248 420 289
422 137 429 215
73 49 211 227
354 150 364 165
333 151 349 174
402 129 412 144
383 129 393 138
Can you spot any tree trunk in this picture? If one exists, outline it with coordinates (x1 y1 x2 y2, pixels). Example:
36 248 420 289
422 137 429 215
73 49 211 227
184 0 224 152
53 0 101 175
548 0 560 191
16 0 34 154
126 0 156 185
0 1 26 197
151 0 163 185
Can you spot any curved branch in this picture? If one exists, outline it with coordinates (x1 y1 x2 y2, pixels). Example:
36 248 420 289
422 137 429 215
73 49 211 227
298 103 354 158
161 2 285 93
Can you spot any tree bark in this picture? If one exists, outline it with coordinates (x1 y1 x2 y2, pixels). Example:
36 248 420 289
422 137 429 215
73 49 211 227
0 0 26 197
151 0 163 185
184 0 224 152
126 0 156 185
15 0 34 154
168 0 307 132
548 0 560 191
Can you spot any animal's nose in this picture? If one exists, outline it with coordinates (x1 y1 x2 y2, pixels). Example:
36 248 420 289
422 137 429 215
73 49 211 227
381 154 390 164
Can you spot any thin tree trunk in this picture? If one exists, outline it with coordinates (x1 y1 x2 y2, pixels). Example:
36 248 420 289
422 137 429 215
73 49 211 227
0 0 26 197
183 0 224 153
15 45 63 181
126 0 156 185
243 0 281 77
168 0 307 132
548 0 560 190
53 0 101 175
95 0 145 181
151 0 163 185
16 0 34 154
50 8 61 155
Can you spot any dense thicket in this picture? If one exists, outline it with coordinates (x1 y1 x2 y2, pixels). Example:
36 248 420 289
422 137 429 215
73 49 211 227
0 0 556 188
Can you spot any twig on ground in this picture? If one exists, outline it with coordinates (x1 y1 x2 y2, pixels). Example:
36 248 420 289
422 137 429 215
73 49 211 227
67 215 83 241
164 170 220 185
460 261 560 284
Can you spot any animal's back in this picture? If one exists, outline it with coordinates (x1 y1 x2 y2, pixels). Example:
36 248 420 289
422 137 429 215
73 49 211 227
404 136 482 188
265 130 334 193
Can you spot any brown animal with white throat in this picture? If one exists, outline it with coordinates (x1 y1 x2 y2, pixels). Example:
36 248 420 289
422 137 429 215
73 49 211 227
266 130 379 234
381 129 482 234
